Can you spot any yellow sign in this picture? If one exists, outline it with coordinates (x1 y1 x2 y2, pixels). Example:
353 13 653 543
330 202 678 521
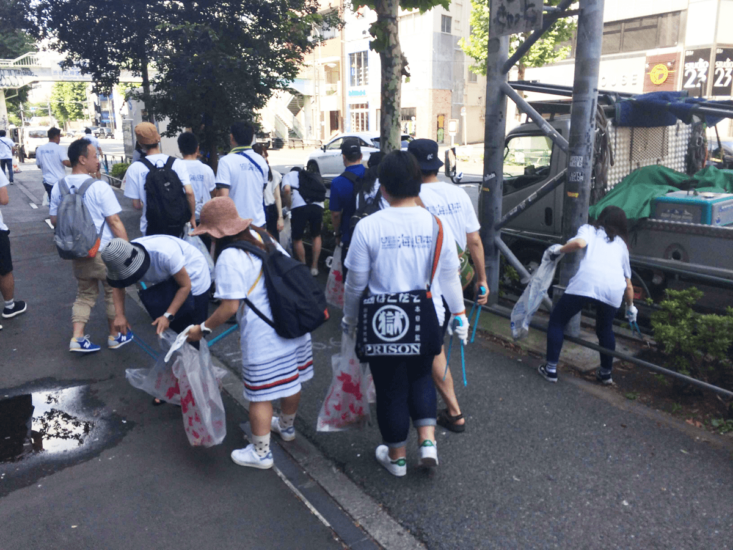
649 64 670 85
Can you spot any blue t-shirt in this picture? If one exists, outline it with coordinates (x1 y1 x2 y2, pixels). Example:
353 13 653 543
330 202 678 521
329 164 365 245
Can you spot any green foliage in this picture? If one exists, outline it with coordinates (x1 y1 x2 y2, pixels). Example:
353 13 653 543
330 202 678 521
460 0 576 76
109 162 130 180
50 83 87 124
625 392 639 401
651 288 733 390
710 418 733 434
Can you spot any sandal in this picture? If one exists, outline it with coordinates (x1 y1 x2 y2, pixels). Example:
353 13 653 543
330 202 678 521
437 408 466 433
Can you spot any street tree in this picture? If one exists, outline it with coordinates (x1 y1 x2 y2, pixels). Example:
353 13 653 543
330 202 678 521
148 1 336 170
352 0 450 153
33 0 162 120
49 83 87 126
460 0 576 83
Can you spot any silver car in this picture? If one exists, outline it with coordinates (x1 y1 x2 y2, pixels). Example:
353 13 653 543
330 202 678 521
306 132 413 180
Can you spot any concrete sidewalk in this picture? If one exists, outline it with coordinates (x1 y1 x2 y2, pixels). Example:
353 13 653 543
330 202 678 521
0 166 361 550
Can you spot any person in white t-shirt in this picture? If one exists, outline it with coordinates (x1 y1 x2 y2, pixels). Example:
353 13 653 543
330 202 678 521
49 139 129 353
253 143 284 240
215 122 268 227
282 168 323 276
187 197 314 470
408 138 488 434
0 169 27 330
102 234 211 337
539 206 635 385
342 151 468 477
35 127 70 199
0 129 16 184
123 122 196 236
177 132 215 220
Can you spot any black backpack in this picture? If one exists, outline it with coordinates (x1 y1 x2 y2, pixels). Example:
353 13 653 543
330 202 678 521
141 157 191 237
350 182 384 230
296 169 327 204
224 227 329 339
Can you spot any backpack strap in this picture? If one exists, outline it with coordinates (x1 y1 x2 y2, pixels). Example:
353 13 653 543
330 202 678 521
164 156 176 171
57 177 70 196
236 150 265 179
76 177 97 197
140 157 156 171
340 171 359 184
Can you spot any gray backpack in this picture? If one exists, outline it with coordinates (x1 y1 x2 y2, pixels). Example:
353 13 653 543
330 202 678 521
54 177 105 260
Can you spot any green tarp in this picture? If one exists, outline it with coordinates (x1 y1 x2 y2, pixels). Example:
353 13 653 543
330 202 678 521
589 165 733 221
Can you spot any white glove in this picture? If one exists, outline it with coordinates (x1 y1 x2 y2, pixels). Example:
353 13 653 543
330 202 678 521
447 313 470 345
548 244 563 262
626 304 638 323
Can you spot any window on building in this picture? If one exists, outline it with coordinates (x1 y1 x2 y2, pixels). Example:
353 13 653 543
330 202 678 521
399 13 417 36
441 15 452 34
468 70 478 83
350 103 369 132
349 51 368 87
602 12 681 55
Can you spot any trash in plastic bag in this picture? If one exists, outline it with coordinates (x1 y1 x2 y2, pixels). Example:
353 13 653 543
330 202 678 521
325 244 344 309
317 334 371 432
511 246 563 341
126 329 227 447
183 223 215 281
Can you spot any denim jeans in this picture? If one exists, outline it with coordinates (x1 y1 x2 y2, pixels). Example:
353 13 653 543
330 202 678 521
547 293 619 373
368 354 437 448
1 159 13 182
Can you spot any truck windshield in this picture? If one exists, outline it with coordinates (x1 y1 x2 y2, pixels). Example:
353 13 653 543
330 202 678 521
29 131 47 139
503 134 553 195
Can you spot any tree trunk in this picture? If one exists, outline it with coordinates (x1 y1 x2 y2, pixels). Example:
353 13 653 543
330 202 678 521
375 0 401 153
203 117 218 173
141 56 153 122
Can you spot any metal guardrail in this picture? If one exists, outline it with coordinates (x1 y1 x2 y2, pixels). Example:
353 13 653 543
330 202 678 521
0 52 40 67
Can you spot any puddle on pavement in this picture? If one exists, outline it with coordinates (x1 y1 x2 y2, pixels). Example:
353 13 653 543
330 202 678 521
0 387 95 463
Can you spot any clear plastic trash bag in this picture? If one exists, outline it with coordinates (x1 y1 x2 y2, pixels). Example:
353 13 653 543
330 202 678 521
325 244 345 309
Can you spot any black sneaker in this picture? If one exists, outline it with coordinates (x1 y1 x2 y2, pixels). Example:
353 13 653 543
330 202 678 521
2 300 27 319
538 363 558 383
596 370 614 385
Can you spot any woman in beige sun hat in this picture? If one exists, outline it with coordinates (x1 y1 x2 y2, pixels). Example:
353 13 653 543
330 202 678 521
187 197 314 470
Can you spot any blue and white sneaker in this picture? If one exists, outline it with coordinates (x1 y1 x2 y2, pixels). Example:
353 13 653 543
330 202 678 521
231 444 273 470
70 335 101 353
108 331 134 350
271 416 296 442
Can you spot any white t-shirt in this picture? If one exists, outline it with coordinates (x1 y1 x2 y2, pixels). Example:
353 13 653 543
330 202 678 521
345 206 460 320
183 159 216 217
264 169 282 207
133 235 211 296
215 149 268 226
35 142 69 185
0 137 14 160
565 224 632 308
50 175 121 248
281 171 324 210
214 234 311 365
0 170 9 231
124 154 192 234
84 134 101 150
419 182 480 251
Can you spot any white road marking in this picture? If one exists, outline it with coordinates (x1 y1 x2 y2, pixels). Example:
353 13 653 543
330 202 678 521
44 219 54 230
29 202 37 209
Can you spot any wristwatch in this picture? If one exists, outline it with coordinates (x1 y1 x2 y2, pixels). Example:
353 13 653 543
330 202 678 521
201 322 213 335
163 312 175 321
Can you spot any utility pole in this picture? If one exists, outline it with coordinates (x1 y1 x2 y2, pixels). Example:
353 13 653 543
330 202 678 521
480 15 510 305
557 0 606 335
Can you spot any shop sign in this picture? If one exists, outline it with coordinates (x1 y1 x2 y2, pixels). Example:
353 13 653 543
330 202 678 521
712 47 733 96
348 89 367 97
683 48 712 93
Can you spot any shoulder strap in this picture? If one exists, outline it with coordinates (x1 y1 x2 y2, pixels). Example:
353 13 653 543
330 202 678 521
236 151 265 178
250 226 277 252
76 177 97 197
427 214 444 289
340 171 359 184
222 240 277 330
58 177 70 196
164 156 176 170
140 157 155 171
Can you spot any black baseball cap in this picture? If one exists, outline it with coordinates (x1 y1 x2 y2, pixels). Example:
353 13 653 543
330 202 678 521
408 139 443 171
340 137 361 155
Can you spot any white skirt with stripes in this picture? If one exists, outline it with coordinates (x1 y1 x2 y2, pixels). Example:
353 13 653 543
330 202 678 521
240 337 314 402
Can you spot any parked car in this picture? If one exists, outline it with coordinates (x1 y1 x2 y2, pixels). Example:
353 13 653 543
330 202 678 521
96 127 114 139
25 127 51 158
306 132 413 179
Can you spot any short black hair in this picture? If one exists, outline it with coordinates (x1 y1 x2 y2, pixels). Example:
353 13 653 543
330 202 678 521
84 128 92 134
177 132 199 156
421 169 439 178
343 150 363 163
230 122 254 147
48 127 61 140
378 151 422 199
0 130 6 137
68 138 95 167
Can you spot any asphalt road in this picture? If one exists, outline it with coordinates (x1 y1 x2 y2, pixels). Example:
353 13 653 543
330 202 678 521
0 166 344 550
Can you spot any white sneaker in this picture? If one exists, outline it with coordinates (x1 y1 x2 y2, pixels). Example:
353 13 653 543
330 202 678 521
231 444 273 470
375 445 406 477
271 416 296 442
418 440 439 468
310 267 319 277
